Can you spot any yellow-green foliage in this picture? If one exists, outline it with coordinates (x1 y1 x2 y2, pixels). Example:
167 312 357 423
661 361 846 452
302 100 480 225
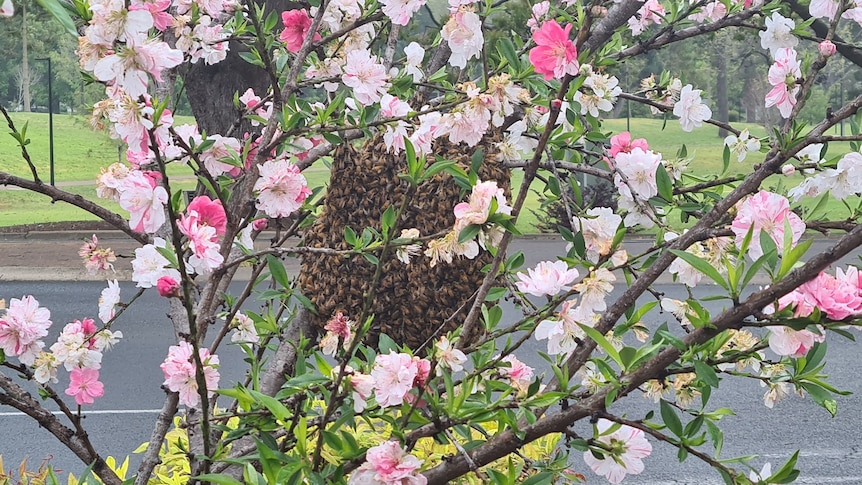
131 417 191 485
66 457 129 485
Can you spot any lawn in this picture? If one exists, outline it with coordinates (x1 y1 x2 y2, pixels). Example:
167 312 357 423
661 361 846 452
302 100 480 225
1 113 857 232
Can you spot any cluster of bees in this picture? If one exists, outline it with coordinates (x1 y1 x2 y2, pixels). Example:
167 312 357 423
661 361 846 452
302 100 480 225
299 130 511 350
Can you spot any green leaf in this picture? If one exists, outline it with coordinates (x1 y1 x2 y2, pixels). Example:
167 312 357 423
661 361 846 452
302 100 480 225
458 224 481 244
266 255 289 288
578 324 621 368
34 0 78 36
669 249 729 290
655 165 674 202
248 389 291 421
421 159 456 182
660 399 683 437
722 144 731 174
777 238 812 280
192 475 244 485
767 450 800 483
496 38 520 70
694 360 720 388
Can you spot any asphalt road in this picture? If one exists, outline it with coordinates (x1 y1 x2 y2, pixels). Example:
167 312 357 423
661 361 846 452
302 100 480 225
1 280 861 484
2 235 862 483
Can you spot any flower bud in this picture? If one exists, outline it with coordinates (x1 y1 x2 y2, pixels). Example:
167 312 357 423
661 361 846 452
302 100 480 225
157 276 181 298
550 99 563 111
818 40 836 57
781 164 796 176
252 218 268 231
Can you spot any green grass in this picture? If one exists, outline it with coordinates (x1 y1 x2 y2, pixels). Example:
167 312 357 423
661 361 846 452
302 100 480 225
1 113 858 232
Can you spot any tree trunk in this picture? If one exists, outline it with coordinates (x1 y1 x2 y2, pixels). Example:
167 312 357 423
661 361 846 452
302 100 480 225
22 2 30 112
714 43 728 137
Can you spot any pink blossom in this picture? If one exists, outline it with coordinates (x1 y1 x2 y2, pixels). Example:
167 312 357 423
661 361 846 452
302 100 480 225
435 336 467 373
767 326 823 358
252 218 268 231
178 215 223 275
0 296 52 366
528 20 579 81
453 180 511 230
230 313 259 344
441 8 484 69
1 0 14 16
500 354 533 393
516 260 579 297
132 237 182 288
797 271 862 320
79 234 117 274
175 15 230 65
819 40 837 57
348 441 426 485
613 147 662 200
526 1 549 32
119 171 168 234
200 135 242 176
574 207 622 263
349 370 375 412
65 368 105 406
157 276 181 298
627 0 664 35
280 9 321 53
371 351 418 408
319 312 355 355
759 12 797 57
160 341 220 408
765 48 801 119
50 319 103 371
584 419 652 484
93 37 183 99
187 196 227 236
380 94 411 153
730 190 805 260
87 0 154 46
254 159 311 218
342 49 390 106
809 0 839 19
130 0 171 31
688 1 726 22
379 0 425 26
608 132 648 159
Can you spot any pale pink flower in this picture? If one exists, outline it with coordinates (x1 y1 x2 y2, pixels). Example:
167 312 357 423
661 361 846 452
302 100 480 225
79 235 117 274
342 49 390 106
759 12 797 57
51 319 103 371
348 441 426 485
1 0 14 17
673 84 712 132
499 354 533 393
348 369 375 412
319 312 354 355
809 0 839 19
526 1 550 32
380 94 411 153
98 280 121 324
175 15 229 65
160 341 220 408
439 102 490 147
724 129 761 162
441 7 484 69
0 295 52 366
96 162 131 202
396 228 422 265
200 135 242 176
403 42 425 81
130 0 171 31
516 260 579 297
627 0 664 35
132 238 182 288
33 352 60 384
574 207 622 263
65 368 105 406
688 1 726 22
371 351 419 408
435 336 467 373
119 171 168 234
178 211 223 274
280 9 321 53
613 147 662 200
379 0 425 26
156 275 180 298
824 151 862 200
535 300 594 357
87 0 154 46
765 48 801 119
528 20 579 81
818 40 836 57
230 313 259 344
424 231 480 266
767 326 823 358
584 419 652 484
730 190 805 260
254 159 312 218
93 37 183 99
573 267 615 313
453 180 511 229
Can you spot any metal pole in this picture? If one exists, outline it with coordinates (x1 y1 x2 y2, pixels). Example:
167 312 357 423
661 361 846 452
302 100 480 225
37 57 54 186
